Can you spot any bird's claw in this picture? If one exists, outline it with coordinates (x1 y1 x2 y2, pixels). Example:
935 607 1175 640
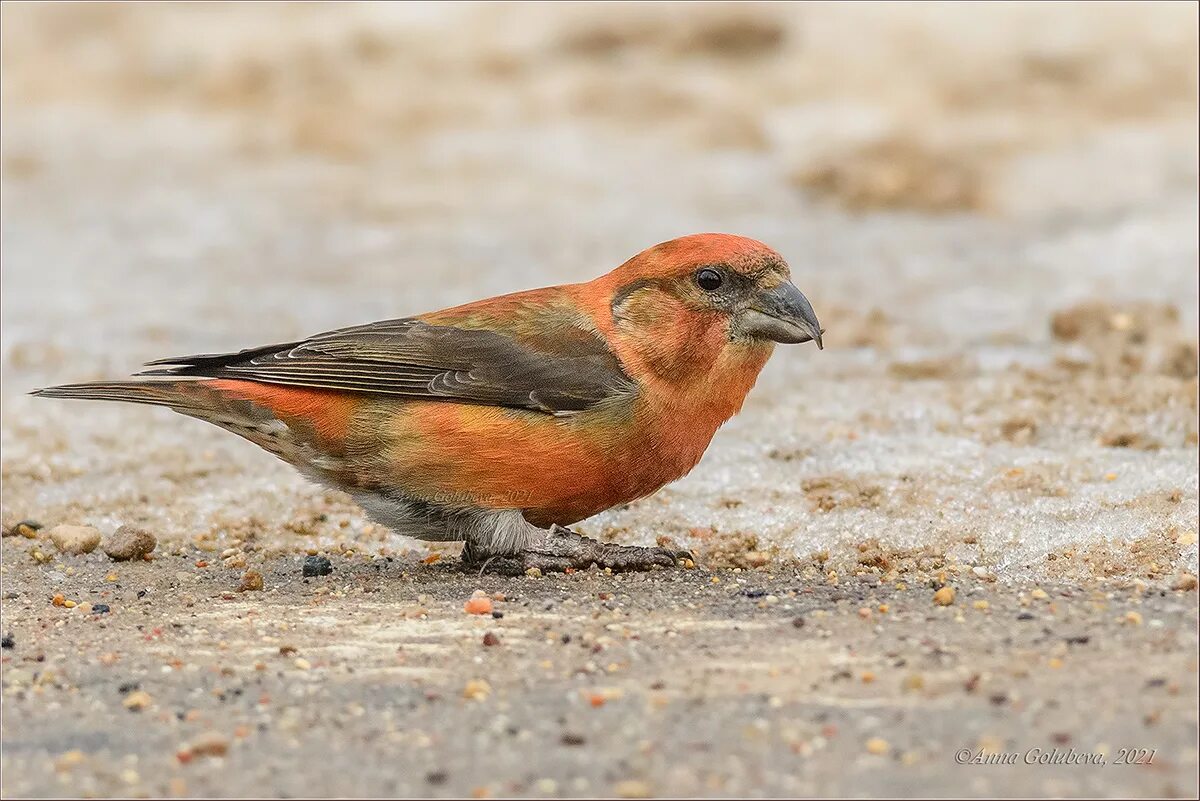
464 525 694 576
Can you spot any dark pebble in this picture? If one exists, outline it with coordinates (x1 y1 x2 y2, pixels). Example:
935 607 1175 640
1 633 14 649
1016 612 1035 620
482 632 501 647
118 682 140 694
92 604 111 614
791 616 805 628
491 610 504 619
302 556 333 577
425 771 448 785
740 588 767 598
561 732 586 746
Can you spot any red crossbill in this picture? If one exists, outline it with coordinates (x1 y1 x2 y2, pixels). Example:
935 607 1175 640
35 233 823 574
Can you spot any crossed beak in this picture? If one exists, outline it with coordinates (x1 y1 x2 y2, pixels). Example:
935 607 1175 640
740 281 824 349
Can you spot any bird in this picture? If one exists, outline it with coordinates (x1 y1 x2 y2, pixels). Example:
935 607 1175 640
34 233 823 574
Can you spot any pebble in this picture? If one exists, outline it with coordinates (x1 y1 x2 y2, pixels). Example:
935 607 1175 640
482 632 501 647
865 737 890 755
55 750 87 772
463 679 492 701
93 603 110 614
48 524 102 555
465 596 493 615
122 690 153 711
188 731 230 758
1171 573 1198 591
1 633 13 649
104 526 157 561
302 556 333 577
933 586 956 606
238 570 264 592
1124 611 1144 626
614 779 651 798
4 520 41 538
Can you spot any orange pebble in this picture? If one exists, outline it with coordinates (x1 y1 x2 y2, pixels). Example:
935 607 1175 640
464 597 493 615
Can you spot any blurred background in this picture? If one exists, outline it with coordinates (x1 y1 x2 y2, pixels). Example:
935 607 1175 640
3 2 1197 572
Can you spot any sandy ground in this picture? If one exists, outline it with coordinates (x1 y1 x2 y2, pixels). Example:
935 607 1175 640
2 3 1198 798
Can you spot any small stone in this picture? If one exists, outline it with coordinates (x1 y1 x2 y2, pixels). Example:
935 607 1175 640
77 602 92 614
104 526 156 561
93 603 111 614
973 600 990 610
614 779 651 798
933 586 956 606
293 658 312 670
482 632 501 647
743 550 770 568
4 520 42 538
525 567 542 578
55 750 87 771
123 690 153 711
1171 573 1198 591
302 556 332 577
238 570 264 592
48 525 102 555
188 731 229 758
465 596 493 615
1 633 13 649
1124 611 1143 626
865 737 890 755
463 679 492 700
1030 588 1049 600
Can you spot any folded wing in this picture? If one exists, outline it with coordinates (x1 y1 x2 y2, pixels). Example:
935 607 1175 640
141 317 634 415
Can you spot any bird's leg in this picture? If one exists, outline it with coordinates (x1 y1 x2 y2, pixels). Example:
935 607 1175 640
466 524 693 576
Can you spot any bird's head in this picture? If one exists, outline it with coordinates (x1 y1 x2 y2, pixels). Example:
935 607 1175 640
591 234 823 382
588 231 825 383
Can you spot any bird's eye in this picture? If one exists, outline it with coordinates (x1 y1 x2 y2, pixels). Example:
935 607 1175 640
695 268 723 291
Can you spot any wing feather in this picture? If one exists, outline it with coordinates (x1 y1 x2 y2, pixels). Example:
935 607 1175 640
141 316 634 415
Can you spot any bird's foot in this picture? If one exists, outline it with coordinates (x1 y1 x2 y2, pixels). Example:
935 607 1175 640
465 525 693 576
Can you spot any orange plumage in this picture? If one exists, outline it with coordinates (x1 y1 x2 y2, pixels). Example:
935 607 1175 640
35 234 823 573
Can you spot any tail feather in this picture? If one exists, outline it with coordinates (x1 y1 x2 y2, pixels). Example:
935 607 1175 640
31 380 207 410
32 379 348 479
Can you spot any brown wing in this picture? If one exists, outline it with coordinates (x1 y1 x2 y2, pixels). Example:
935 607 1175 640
140 318 635 415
